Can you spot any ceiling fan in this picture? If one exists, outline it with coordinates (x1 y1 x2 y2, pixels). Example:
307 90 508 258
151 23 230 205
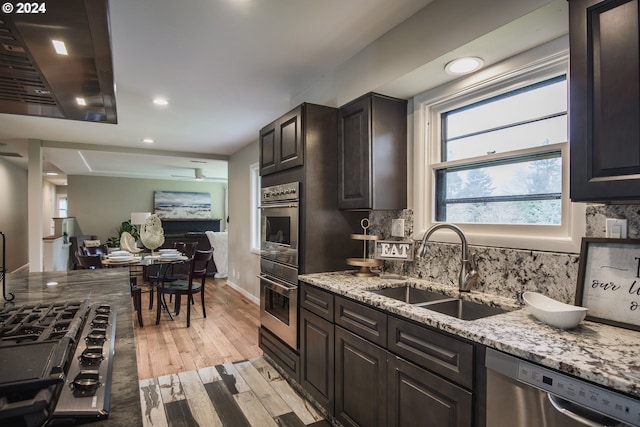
171 168 225 182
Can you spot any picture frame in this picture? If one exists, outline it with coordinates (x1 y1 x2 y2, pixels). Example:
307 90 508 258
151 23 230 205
575 237 640 331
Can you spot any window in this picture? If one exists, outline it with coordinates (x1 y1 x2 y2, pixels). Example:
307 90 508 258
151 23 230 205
437 76 565 225
250 162 261 253
413 42 584 253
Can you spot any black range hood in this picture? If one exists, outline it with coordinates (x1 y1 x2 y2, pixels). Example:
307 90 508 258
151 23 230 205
0 0 117 123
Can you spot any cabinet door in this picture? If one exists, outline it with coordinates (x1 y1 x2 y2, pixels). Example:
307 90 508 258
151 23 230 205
388 356 472 427
278 105 304 171
259 121 278 176
338 96 371 209
569 0 640 201
299 308 334 413
335 326 387 427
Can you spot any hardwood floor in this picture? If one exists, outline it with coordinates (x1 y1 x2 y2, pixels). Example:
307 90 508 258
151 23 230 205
134 278 262 380
133 277 330 426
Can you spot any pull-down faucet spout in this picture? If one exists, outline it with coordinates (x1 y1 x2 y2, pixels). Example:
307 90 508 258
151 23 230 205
417 223 478 292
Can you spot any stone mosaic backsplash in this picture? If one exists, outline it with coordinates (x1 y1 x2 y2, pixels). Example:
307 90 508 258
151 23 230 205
368 204 640 304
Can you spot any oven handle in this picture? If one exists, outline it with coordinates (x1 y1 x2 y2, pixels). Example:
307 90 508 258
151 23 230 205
259 202 298 209
259 274 297 293
547 393 623 427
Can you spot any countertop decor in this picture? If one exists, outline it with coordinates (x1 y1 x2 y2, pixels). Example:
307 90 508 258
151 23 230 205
5 268 142 426
299 271 640 399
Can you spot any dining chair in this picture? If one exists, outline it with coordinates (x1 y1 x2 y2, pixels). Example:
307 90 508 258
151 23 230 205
155 249 213 327
130 276 143 327
81 244 109 257
77 254 103 269
147 241 199 309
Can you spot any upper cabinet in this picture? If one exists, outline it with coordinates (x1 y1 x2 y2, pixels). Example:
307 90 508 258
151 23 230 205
338 93 407 210
259 105 304 176
569 0 640 202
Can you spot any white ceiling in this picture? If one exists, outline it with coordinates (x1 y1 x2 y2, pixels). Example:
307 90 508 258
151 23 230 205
0 0 568 186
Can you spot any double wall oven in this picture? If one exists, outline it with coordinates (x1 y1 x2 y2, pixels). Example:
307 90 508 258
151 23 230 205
259 182 299 350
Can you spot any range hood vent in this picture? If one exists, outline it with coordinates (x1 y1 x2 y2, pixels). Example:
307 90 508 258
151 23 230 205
0 0 117 123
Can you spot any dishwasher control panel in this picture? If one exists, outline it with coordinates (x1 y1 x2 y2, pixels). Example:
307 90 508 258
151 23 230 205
516 358 640 426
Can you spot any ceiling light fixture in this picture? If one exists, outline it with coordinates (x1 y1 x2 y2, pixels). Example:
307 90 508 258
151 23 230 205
75 97 86 106
51 40 68 55
153 97 169 106
44 172 59 176
142 138 154 143
444 57 484 75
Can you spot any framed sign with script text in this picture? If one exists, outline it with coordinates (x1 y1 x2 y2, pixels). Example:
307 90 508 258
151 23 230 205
575 238 640 331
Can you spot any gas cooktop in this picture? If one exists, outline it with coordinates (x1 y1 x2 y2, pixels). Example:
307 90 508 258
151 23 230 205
0 300 117 427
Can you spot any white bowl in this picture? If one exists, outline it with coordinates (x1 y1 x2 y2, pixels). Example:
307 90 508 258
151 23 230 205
522 292 588 329
109 250 130 257
158 249 179 254
108 255 133 262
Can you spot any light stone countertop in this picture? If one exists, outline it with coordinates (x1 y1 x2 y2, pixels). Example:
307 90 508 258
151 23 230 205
299 271 640 399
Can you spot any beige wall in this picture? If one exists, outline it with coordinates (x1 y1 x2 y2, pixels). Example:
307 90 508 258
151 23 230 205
0 157 29 271
227 141 260 300
67 175 227 243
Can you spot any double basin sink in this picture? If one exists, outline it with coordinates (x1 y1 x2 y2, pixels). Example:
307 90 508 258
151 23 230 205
369 285 507 321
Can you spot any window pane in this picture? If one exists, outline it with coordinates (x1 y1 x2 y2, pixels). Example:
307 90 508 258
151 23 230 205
445 76 567 139
437 156 562 225
446 115 566 161
443 199 561 225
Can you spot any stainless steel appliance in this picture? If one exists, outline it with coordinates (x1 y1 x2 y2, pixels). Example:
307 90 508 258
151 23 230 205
486 348 640 427
0 299 117 426
260 182 299 350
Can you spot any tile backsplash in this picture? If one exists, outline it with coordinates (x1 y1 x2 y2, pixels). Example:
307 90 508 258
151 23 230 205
368 204 639 304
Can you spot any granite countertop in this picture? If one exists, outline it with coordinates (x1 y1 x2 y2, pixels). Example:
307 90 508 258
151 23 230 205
5 268 142 426
299 271 640 399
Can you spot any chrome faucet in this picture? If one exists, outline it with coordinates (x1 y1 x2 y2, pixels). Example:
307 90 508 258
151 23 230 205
417 223 479 292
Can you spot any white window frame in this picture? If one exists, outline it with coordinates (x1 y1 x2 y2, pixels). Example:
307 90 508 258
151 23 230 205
412 39 585 253
250 162 261 253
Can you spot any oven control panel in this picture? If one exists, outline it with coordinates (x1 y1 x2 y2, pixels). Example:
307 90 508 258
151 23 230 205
516 358 640 426
262 182 299 203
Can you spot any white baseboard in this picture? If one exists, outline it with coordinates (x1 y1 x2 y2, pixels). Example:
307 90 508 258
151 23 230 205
224 279 259 305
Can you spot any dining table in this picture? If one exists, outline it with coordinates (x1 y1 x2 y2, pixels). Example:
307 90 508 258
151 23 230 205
101 252 190 321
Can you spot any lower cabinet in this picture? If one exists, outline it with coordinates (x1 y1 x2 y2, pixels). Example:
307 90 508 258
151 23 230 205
297 282 477 427
299 308 334 413
335 326 387 427
388 355 472 427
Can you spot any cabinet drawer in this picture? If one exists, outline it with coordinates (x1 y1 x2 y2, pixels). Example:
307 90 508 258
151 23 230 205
335 296 387 347
259 326 300 383
388 317 473 389
300 283 334 321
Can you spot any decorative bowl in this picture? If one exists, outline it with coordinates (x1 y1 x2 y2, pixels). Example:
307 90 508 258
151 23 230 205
109 250 131 257
107 255 134 262
522 292 588 329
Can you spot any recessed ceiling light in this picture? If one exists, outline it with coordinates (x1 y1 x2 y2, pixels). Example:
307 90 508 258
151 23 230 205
46 281 58 286
75 97 86 106
51 40 68 55
142 138 154 143
444 57 484 75
153 97 169 106
45 172 59 176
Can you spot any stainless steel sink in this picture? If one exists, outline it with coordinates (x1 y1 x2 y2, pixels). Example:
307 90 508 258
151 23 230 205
423 299 507 321
369 285 449 304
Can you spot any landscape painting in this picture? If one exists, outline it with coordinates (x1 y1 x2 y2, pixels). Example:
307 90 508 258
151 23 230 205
154 191 211 219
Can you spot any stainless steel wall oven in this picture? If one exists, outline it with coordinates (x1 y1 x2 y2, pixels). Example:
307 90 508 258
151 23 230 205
259 182 299 350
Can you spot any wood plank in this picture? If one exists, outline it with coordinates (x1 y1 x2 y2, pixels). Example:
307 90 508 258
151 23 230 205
164 400 199 427
139 378 169 427
157 374 186 403
250 357 324 425
234 390 280 427
204 381 252 427
234 360 292 417
216 362 251 394
198 366 223 384
177 370 223 427
274 412 307 427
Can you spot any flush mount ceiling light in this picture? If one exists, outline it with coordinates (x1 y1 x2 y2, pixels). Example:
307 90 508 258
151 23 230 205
445 57 484 75
51 39 68 55
142 138 154 143
152 97 168 106
75 97 86 106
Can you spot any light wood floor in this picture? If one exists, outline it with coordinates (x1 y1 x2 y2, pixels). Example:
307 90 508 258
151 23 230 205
133 278 263 380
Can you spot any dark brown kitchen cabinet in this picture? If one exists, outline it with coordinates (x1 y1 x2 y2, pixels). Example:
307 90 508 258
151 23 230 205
299 308 334 413
335 326 387 427
338 93 408 209
259 105 302 175
569 0 640 201
258 326 300 383
388 355 472 427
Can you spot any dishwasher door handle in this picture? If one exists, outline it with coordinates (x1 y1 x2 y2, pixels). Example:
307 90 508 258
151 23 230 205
547 393 623 427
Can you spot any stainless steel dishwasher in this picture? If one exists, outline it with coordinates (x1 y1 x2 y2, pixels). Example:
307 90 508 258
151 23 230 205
485 348 640 426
